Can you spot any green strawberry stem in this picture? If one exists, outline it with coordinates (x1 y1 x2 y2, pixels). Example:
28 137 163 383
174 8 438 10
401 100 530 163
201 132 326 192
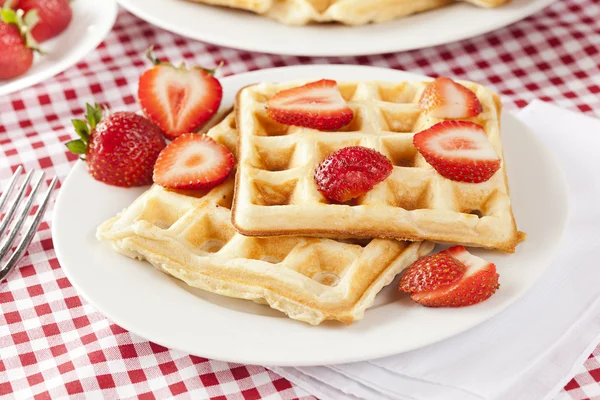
201 60 224 76
144 45 224 75
65 103 103 159
145 45 161 66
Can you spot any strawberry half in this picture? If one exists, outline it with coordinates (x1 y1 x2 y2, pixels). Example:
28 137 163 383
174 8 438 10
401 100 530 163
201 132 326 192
65 104 166 187
419 77 483 119
153 133 234 191
138 48 223 140
400 246 499 308
413 120 501 183
266 79 353 131
314 146 392 203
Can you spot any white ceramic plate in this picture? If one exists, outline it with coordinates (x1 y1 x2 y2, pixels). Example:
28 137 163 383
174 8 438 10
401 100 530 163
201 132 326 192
117 0 553 56
53 65 569 366
0 0 118 96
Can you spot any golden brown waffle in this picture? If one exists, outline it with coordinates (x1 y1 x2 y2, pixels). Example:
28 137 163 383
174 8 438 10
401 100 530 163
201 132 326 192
186 0 510 25
97 113 434 325
233 80 524 253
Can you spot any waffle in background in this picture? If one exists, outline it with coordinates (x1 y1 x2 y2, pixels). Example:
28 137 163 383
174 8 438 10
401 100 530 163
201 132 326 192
185 0 511 25
233 80 523 252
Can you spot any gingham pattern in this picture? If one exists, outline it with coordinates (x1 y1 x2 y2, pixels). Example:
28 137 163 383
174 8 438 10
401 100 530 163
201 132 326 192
1 1 599 398
561 349 600 400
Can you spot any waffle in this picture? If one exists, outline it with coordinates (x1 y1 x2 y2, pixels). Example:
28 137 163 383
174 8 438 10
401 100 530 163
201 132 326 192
186 0 510 25
233 80 524 253
97 113 434 325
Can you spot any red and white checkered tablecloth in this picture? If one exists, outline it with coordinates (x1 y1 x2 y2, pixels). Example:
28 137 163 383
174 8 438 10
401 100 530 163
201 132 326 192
1 0 599 398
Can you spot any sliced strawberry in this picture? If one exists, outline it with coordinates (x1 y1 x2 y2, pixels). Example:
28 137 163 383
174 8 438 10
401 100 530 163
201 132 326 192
153 134 234 191
399 251 466 293
419 77 483 119
139 48 223 140
314 146 392 203
403 246 500 308
266 79 353 131
413 120 501 183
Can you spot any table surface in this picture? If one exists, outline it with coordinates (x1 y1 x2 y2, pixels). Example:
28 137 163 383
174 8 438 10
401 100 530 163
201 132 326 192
1 1 599 399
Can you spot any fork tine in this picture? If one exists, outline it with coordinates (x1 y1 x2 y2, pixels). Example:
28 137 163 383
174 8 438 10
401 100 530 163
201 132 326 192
0 177 57 282
0 166 23 213
0 170 33 237
0 172 44 259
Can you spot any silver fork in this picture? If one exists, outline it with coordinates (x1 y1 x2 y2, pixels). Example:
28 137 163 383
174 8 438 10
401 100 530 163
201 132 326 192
0 166 57 282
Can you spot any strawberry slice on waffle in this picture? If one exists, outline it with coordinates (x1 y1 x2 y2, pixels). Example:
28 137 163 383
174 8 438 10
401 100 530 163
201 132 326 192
266 79 353 131
419 77 483 119
413 120 501 183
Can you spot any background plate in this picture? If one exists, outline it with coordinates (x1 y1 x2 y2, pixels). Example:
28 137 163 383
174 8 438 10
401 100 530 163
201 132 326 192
0 0 118 96
117 0 553 56
53 65 569 366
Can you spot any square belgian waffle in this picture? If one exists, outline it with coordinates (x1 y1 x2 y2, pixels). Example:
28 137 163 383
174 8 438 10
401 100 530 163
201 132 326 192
97 113 434 325
233 80 524 253
186 0 510 25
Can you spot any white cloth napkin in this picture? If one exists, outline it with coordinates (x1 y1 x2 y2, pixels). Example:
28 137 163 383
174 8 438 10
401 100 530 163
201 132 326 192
271 101 600 400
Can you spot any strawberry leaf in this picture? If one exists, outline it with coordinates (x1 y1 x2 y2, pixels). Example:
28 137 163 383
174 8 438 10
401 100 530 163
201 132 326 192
22 10 42 52
71 119 90 142
85 103 102 130
22 9 39 30
0 7 18 25
65 139 87 155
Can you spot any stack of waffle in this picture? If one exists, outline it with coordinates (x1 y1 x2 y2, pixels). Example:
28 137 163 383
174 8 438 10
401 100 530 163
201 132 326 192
185 0 511 25
98 79 522 325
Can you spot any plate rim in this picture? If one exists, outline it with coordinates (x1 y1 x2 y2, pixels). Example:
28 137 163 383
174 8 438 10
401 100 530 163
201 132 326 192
116 0 554 56
52 64 570 366
0 0 118 96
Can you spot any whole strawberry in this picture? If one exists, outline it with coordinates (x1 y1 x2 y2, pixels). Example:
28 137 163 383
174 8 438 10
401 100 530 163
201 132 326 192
138 47 223 140
66 104 166 187
19 0 71 42
0 4 39 80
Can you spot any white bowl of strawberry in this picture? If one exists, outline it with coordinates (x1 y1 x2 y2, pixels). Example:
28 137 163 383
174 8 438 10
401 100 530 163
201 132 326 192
0 0 117 96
